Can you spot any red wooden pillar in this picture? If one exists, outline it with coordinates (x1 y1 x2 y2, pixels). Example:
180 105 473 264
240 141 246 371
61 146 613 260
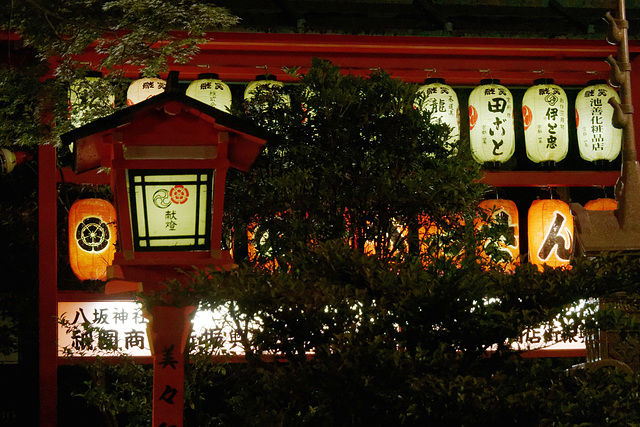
148 305 195 427
38 144 57 427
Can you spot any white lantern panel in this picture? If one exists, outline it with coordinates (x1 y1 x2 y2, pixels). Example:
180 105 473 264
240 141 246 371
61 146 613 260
127 170 214 251
186 73 232 112
416 79 460 152
468 80 515 164
575 81 622 163
127 77 166 106
523 79 569 164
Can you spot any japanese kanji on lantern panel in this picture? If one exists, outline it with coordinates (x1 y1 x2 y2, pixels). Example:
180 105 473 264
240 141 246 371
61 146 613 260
185 73 232 112
68 198 118 281
126 77 167 106
468 79 515 166
68 71 115 128
523 79 569 166
528 199 573 271
575 80 622 164
584 197 618 210
476 199 520 272
415 78 460 153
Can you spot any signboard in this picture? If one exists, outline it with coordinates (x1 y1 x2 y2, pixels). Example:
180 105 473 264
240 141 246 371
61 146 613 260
58 301 585 358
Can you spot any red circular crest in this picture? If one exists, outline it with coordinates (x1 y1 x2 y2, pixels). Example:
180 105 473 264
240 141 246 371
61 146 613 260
170 185 189 204
522 105 533 130
575 109 579 127
468 105 478 129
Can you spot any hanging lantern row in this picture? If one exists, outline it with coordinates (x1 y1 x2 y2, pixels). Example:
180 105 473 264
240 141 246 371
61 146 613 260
416 78 622 166
68 195 614 281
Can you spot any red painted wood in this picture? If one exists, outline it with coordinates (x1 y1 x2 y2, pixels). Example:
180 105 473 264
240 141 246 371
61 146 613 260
479 170 620 187
39 144 58 427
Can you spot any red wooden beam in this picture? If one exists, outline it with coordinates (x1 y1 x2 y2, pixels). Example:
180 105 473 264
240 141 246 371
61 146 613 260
479 170 620 187
38 145 57 427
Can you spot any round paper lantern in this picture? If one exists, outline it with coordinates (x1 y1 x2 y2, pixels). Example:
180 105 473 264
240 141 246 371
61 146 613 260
127 77 166 105
528 199 573 271
68 72 115 127
186 73 232 112
468 79 515 165
416 78 460 152
584 198 618 210
523 79 569 165
69 199 117 281
575 80 622 163
476 199 519 271
244 75 290 105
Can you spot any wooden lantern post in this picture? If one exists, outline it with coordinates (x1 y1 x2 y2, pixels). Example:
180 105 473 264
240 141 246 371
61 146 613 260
62 72 270 426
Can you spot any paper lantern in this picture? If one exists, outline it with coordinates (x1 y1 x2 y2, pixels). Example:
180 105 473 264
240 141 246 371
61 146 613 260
186 73 232 112
476 199 519 271
68 72 115 127
468 79 515 165
528 199 573 271
127 77 166 105
68 199 117 281
575 80 622 163
416 78 460 152
523 79 569 165
584 198 618 210
244 75 290 105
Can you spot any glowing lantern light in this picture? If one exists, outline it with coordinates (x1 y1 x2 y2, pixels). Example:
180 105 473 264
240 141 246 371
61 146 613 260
416 78 460 152
584 198 618 211
244 75 290 105
1 149 30 175
68 199 117 281
468 79 515 166
68 72 115 128
575 80 622 163
523 79 569 165
186 73 232 112
528 199 573 271
418 214 464 265
127 77 166 105
476 199 520 272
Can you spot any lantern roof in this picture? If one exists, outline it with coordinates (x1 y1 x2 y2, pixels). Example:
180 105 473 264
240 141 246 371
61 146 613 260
62 75 272 174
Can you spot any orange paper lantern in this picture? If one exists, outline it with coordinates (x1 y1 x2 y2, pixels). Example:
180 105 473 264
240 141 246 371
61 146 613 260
584 198 618 211
476 199 520 272
68 199 117 281
527 199 573 271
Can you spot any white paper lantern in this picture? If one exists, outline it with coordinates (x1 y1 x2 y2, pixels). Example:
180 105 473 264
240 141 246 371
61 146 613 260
575 80 622 163
416 78 460 152
468 79 515 165
186 73 232 112
244 75 289 103
523 79 569 165
127 77 166 106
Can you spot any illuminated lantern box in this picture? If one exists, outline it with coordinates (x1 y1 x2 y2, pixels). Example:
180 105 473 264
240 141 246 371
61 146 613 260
468 79 515 166
523 79 569 166
416 78 460 153
528 199 573 271
63 72 270 291
68 198 117 281
476 199 519 272
575 80 622 164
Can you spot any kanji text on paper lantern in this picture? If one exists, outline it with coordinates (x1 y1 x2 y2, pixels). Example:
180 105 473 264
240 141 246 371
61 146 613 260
575 80 622 163
186 73 232 111
127 77 166 106
477 199 519 271
128 170 214 251
468 79 515 165
416 78 460 152
523 79 569 164
528 199 573 270
584 198 618 211
68 198 117 281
